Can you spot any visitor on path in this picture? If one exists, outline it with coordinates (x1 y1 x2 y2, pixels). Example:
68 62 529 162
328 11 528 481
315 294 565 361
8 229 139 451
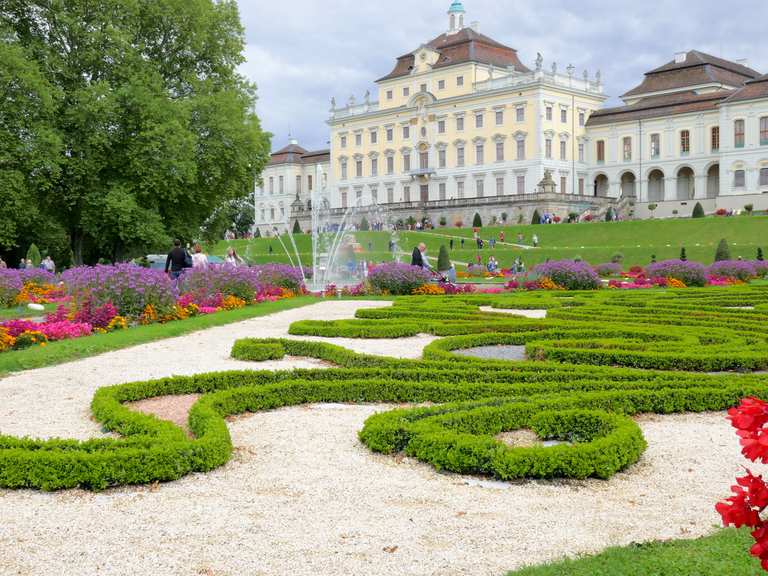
489 238 496 249
475 253 482 265
225 247 244 267
411 243 430 270
367 241 373 252
165 239 191 279
268 245 273 255
651 254 657 264
517 232 524 244
41 256 55 273
487 257 498 273
449 238 454 250
26 259 33 269
0 257 5 269
18 258 26 270
532 234 539 247
191 244 209 269
499 231 505 243
460 238 465 249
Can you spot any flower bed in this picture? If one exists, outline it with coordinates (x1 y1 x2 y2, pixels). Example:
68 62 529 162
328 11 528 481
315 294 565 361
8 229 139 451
646 260 707 287
707 260 757 282
368 263 432 295
533 260 601 290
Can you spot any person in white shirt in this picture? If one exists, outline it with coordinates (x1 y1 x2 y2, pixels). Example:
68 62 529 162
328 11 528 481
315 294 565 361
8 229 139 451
225 247 244 267
191 244 209 269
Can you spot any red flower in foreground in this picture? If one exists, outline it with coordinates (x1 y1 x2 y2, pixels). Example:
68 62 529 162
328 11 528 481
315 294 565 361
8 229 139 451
728 398 768 434
739 472 768 509
716 484 761 528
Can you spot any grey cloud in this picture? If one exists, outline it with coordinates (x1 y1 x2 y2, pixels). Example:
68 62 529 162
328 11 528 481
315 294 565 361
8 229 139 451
236 0 767 151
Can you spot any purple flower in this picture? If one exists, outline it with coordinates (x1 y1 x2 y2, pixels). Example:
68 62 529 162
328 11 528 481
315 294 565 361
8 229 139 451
707 260 756 282
368 263 432 295
533 260 601 290
646 260 707 287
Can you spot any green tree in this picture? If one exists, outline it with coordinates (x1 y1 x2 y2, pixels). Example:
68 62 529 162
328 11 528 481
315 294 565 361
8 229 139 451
605 208 614 222
531 209 541 225
692 202 705 218
758 247 764 261
680 247 687 261
472 213 482 227
715 238 731 262
254 228 261 239
1 1 270 263
360 217 370 231
292 220 302 234
437 245 451 272
26 244 42 267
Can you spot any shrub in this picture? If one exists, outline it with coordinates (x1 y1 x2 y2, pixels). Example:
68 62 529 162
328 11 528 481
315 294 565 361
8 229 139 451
533 260 601 290
179 264 263 303
754 260 768 278
501 212 508 223
692 202 705 218
744 204 754 215
359 217 370 231
646 259 707 287
610 253 624 264
62 264 177 319
25 244 42 268
680 247 687 261
707 260 756 282
437 245 451 272
715 238 731 262
368 262 432 295
594 262 622 277
439 216 447 226
758 247 764 262
292 219 302 234
472 213 482 227
531 209 541 225
605 208 614 222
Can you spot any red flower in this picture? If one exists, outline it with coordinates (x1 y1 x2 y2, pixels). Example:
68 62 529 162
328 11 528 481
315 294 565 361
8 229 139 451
716 485 762 528
738 472 768 509
728 398 768 432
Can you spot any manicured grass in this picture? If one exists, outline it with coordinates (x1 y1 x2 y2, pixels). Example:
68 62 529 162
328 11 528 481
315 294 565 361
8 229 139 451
0 304 57 320
506 529 761 576
0 296 316 376
214 216 768 270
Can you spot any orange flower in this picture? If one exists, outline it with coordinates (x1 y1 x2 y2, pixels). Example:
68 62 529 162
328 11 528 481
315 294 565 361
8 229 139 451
411 284 446 296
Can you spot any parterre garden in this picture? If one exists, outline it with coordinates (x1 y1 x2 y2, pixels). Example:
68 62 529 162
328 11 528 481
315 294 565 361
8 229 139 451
3 271 768 572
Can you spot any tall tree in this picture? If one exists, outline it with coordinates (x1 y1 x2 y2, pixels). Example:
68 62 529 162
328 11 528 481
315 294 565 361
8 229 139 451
1 0 270 264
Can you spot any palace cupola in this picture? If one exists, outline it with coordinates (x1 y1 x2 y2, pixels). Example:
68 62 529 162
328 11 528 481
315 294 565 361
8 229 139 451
447 0 465 34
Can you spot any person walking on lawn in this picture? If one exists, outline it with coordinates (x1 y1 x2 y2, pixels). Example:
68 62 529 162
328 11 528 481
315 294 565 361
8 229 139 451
165 239 191 279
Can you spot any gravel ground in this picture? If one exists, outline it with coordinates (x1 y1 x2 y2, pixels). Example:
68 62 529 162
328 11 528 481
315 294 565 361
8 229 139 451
454 345 528 361
0 301 745 576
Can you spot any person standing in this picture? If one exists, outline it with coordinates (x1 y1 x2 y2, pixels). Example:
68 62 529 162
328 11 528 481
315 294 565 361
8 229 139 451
191 244 209 269
225 247 244 267
42 256 55 273
460 238 465 249
532 234 539 248
499 231 505 243
411 243 430 270
0 257 6 269
449 238 454 250
165 239 190 279
18 258 26 270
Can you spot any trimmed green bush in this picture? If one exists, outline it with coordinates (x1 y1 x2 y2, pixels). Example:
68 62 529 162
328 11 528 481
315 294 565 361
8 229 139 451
531 209 541 225
437 245 451 272
715 238 731 261
472 212 482 227
692 202 705 218
26 243 42 267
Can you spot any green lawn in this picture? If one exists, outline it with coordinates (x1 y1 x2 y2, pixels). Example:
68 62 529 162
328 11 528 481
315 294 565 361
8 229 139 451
0 296 315 376
0 303 57 320
507 529 762 576
214 216 768 270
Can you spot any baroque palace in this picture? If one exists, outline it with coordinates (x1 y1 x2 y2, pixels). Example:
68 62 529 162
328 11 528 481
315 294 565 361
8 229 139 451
254 1 768 235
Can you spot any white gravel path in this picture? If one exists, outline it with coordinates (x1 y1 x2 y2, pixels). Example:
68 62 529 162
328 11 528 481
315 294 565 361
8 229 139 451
0 300 745 576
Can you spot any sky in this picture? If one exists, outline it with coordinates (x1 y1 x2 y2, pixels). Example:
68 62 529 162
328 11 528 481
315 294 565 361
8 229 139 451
236 0 768 153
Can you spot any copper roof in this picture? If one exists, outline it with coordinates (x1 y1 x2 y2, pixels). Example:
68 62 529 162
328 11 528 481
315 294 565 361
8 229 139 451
622 50 760 98
267 143 329 166
723 74 768 104
377 27 530 82
587 91 728 126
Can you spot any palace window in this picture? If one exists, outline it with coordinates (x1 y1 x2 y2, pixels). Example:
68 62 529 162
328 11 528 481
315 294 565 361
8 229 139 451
419 151 428 170
711 126 720 152
340 160 347 180
386 156 394 174
578 178 585 195
623 137 632 161
496 141 504 162
560 140 567 161
402 126 410 139
403 152 411 172
545 139 552 159
386 90 393 100
371 187 378 203
516 175 525 195
438 119 446 134
475 113 484 129
735 120 745 148
386 127 393 142
761 117 768 146
341 190 348 208
476 179 484 197
340 135 347 148
546 106 553 121
403 185 411 202
355 133 362 146
356 188 362 200
387 187 394 203
561 176 567 193
680 130 690 154
420 83 427 93
270 207 275 220
370 131 377 144
279 176 284 193
476 143 484 164
296 175 302 194
734 169 746 188
439 182 446 200
457 75 464 86
496 177 504 195
355 160 363 178
650 134 660 158
403 87 410 97
579 112 585 126
760 168 768 187
596 140 605 163
516 107 525 122
457 180 465 198
269 177 274 194
307 175 313 191
560 109 567 123
438 79 446 90
456 116 464 131
517 139 525 160
371 158 378 176
495 110 504 125
457 146 465 167
578 143 585 162
438 149 446 168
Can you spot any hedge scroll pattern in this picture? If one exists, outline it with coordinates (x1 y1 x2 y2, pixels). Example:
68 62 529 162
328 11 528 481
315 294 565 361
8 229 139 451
2 286 768 490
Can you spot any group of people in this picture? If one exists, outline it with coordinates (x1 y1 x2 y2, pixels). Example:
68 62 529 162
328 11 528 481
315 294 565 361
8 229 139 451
164 240 245 280
2 256 56 272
